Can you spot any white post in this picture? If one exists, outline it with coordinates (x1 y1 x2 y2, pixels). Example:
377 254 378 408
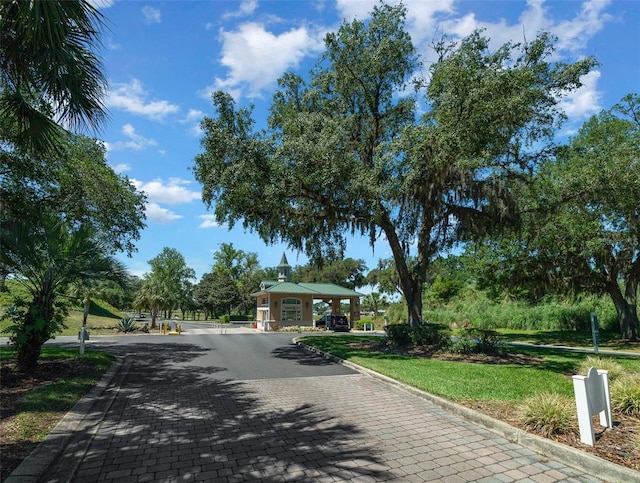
78 327 89 356
572 367 612 445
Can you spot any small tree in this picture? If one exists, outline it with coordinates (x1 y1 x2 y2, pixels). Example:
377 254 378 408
1 212 126 369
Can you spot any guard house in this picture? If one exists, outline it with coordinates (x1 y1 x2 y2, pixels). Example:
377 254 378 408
253 253 363 330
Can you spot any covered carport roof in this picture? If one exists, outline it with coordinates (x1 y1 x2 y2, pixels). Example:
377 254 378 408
252 281 363 298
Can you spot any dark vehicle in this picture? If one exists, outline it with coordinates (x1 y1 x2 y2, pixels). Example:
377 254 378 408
322 314 350 332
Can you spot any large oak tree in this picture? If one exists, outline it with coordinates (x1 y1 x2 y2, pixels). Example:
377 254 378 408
473 95 640 339
193 2 596 326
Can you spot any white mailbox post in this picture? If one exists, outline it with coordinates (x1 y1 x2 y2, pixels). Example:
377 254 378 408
572 367 612 446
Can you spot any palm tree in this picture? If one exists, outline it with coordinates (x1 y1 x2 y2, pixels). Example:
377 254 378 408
68 261 128 328
133 277 168 330
1 210 124 369
0 0 108 153
364 292 387 318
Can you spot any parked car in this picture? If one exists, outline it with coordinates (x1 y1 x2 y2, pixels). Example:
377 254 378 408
322 314 350 332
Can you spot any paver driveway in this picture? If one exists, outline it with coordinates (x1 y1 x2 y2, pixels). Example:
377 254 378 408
31 332 605 482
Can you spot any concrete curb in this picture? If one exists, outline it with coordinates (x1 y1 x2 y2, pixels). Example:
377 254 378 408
294 338 640 483
5 356 128 483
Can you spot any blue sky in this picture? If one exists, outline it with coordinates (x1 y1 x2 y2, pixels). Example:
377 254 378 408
93 0 639 281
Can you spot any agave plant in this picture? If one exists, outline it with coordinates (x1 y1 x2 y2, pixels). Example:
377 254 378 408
117 317 137 333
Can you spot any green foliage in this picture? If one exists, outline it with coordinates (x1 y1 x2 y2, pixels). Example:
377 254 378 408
446 333 475 355
384 323 412 347
469 95 640 339
575 356 626 382
422 286 617 332
446 328 502 355
294 258 368 290
427 275 463 303
518 392 577 437
610 373 640 417
384 323 448 348
0 0 108 153
194 1 596 328
195 243 261 318
116 317 137 333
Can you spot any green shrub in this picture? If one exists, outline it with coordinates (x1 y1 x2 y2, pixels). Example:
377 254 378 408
610 373 640 417
384 323 449 348
384 324 412 347
575 356 626 382
518 392 577 437
444 328 502 355
220 315 230 324
117 317 137 333
445 332 475 354
409 324 448 347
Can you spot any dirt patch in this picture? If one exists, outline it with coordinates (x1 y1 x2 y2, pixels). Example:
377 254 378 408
347 339 640 472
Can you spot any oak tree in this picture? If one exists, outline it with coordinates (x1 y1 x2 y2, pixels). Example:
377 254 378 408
193 3 596 325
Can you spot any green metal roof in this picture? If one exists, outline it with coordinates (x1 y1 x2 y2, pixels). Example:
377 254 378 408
253 281 363 298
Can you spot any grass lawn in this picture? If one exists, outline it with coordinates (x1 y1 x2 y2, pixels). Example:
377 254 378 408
299 335 640 403
496 329 640 353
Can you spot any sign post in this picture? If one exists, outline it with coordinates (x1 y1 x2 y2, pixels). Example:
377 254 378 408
590 312 599 354
572 367 612 445
78 327 90 356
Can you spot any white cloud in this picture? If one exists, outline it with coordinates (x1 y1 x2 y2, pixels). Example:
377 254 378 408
559 70 602 119
107 78 179 121
418 0 611 55
146 203 182 223
105 123 157 152
209 22 325 98
111 163 131 173
142 6 161 25
198 214 224 229
183 109 205 123
551 0 612 53
106 37 121 50
335 0 376 20
223 0 258 19
181 109 205 137
132 178 201 205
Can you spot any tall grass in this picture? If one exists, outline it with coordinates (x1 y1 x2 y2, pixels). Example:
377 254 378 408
387 284 619 332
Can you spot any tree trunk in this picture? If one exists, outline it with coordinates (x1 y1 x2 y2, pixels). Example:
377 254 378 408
82 297 90 328
380 214 423 327
16 300 51 370
605 279 638 341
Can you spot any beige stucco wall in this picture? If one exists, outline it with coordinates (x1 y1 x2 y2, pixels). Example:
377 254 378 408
256 292 361 328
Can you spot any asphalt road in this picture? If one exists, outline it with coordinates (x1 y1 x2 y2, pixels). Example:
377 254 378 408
72 329 357 381
0 324 362 382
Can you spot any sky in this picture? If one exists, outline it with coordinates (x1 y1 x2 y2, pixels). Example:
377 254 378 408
91 0 640 282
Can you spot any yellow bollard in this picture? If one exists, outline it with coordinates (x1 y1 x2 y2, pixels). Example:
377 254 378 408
163 323 167 335
177 324 182 334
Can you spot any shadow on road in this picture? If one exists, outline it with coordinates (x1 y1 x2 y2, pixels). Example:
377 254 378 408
270 344 337 366
44 340 392 481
